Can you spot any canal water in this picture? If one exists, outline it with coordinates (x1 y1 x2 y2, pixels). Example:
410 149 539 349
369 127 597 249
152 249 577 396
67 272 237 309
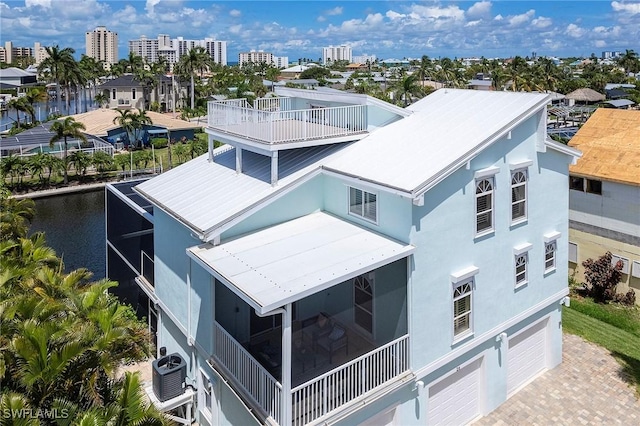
29 189 106 280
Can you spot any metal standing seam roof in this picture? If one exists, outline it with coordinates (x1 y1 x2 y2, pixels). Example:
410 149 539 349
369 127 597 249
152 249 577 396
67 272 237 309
568 108 640 186
135 143 350 239
187 211 415 314
323 88 551 194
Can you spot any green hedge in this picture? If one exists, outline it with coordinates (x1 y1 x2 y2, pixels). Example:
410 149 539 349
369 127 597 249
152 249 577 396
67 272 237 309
151 137 168 148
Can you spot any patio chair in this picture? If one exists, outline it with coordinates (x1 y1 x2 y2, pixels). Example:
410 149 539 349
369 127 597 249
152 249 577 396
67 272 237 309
316 323 348 363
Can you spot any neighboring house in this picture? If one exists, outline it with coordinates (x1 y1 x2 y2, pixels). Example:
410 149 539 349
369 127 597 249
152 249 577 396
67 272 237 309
0 67 37 88
567 108 640 303
106 87 580 425
69 108 200 146
98 74 177 111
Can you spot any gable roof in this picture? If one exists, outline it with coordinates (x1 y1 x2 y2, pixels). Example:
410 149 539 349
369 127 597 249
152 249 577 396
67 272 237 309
0 67 35 78
324 89 551 195
568 108 640 186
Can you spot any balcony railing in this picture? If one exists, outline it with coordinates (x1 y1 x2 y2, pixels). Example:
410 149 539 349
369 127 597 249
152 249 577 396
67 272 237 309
207 99 368 145
213 321 282 424
291 334 410 426
141 250 154 287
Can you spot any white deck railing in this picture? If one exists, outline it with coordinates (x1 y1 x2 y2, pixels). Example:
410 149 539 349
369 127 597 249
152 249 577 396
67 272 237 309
291 334 410 426
213 321 282 424
254 97 292 112
207 100 367 145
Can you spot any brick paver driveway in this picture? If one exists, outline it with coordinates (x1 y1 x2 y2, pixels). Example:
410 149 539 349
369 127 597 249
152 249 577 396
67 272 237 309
475 333 640 425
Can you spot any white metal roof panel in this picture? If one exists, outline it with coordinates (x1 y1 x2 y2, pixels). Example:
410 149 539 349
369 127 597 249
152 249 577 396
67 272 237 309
187 211 414 314
135 144 348 237
324 89 550 194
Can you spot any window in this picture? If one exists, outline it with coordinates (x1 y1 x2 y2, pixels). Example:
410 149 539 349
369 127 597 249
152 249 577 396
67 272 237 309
568 242 578 263
511 170 527 222
198 370 213 422
349 187 377 222
475 178 494 234
453 280 473 338
586 179 602 195
569 176 584 191
515 254 528 286
111 88 116 100
545 241 556 272
611 254 630 274
132 88 136 99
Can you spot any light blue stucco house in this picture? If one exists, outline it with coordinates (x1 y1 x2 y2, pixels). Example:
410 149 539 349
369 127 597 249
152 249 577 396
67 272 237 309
106 87 580 425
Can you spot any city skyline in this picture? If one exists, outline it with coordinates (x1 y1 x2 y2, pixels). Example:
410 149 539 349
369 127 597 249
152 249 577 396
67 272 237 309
1 0 639 63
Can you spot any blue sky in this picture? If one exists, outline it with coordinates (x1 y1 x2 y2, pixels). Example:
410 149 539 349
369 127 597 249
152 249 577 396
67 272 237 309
1 0 639 62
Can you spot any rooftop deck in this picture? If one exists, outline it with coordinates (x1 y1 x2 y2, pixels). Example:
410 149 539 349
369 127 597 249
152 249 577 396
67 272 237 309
206 98 369 146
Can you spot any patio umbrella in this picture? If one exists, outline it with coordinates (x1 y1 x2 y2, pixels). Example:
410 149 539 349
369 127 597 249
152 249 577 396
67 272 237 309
566 88 605 103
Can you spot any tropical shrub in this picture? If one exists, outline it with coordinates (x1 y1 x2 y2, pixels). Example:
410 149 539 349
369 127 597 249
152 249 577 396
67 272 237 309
581 251 635 305
151 137 168 148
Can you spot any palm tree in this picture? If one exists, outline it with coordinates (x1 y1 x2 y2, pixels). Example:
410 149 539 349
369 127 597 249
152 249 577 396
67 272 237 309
92 151 114 178
78 55 105 112
49 117 87 184
68 150 92 180
175 46 213 109
23 87 48 123
6 97 29 128
112 109 153 148
618 49 640 74
38 45 76 114
393 74 424 107
94 92 109 108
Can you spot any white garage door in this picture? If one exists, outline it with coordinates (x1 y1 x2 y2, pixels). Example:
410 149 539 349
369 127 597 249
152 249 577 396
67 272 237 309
428 359 482 426
507 319 547 395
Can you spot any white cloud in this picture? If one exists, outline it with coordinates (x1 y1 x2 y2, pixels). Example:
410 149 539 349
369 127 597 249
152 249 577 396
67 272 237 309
326 6 343 16
465 20 481 27
229 9 241 17
229 24 243 35
317 16 326 22
25 0 50 8
494 14 503 21
145 0 161 14
410 4 465 20
565 23 586 38
467 1 492 19
532 16 552 29
386 10 404 20
508 9 535 26
595 40 607 47
611 1 640 15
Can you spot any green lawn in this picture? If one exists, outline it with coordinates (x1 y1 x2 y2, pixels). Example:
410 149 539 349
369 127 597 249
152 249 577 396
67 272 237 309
563 298 640 396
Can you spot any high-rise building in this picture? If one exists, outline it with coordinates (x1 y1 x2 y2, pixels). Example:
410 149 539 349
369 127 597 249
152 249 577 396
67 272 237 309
86 26 118 68
128 35 227 70
239 51 288 69
0 41 49 66
352 54 377 65
322 45 352 65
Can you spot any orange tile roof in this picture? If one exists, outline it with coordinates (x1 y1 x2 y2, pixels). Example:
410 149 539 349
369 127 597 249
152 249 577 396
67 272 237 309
568 108 640 186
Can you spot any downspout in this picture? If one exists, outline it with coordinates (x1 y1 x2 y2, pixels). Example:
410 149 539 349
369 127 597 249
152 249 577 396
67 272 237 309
256 305 292 426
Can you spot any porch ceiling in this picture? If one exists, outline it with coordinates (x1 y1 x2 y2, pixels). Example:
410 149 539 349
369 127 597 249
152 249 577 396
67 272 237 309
187 211 414 315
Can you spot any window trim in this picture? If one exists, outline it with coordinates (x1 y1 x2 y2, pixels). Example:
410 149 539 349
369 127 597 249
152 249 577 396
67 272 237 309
513 243 532 288
515 253 528 288
611 254 630 275
348 186 378 224
452 279 474 342
451 266 478 343
510 169 528 224
475 176 495 236
544 241 557 273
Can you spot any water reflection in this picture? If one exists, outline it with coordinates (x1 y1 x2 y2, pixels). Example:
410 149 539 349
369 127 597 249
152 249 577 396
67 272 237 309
30 190 106 279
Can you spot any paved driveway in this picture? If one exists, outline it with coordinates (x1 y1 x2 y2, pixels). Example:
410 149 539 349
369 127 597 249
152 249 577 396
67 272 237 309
475 333 640 425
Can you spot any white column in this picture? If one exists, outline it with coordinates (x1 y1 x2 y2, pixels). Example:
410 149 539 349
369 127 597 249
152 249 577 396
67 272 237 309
270 151 278 186
281 303 292 426
236 147 242 174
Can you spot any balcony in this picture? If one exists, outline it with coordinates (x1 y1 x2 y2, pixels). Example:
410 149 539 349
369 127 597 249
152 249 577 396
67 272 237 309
206 97 368 146
211 320 409 426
